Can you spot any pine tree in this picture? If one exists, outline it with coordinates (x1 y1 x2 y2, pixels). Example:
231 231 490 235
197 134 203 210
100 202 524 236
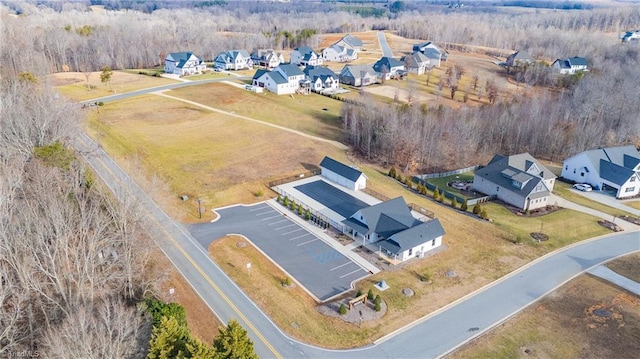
461 200 468 212
473 203 481 215
451 197 458 208
304 208 310 220
480 209 489 220
339 303 348 315
433 187 440 201
367 288 374 301
277 194 281 203
213 319 258 359
147 316 191 359
389 167 397 178
438 190 444 203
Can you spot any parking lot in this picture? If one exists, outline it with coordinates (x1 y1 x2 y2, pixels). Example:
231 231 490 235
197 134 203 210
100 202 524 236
189 202 370 301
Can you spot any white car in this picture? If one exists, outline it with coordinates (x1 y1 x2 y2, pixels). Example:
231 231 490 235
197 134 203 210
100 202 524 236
573 183 593 192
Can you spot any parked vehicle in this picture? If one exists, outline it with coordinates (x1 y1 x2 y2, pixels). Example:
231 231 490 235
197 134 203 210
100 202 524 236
573 183 593 192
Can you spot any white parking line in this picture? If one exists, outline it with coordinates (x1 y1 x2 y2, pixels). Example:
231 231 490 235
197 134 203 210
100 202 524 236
274 224 296 231
296 238 317 246
260 215 282 221
330 262 351 271
249 206 270 212
282 228 303 235
255 210 275 216
340 268 364 279
267 219 289 226
289 233 311 241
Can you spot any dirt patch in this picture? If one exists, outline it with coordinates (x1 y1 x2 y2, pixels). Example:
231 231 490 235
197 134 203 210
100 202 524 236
317 295 386 324
530 232 549 242
597 220 623 232
364 84 436 104
619 215 640 225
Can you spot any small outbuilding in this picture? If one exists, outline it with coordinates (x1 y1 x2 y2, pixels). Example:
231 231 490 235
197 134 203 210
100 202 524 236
320 156 367 191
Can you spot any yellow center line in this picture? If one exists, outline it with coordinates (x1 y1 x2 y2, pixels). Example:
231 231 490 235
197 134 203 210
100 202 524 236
79 136 282 359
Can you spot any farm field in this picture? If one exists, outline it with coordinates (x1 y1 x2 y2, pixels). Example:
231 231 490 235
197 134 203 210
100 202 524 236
448 254 640 359
51 71 177 101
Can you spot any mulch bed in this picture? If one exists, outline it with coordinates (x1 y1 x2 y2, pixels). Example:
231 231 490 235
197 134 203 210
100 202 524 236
619 215 640 226
597 220 624 232
317 296 387 324
530 232 549 242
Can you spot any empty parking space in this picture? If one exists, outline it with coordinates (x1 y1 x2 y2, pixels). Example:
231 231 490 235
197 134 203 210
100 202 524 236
189 202 369 301
294 180 369 218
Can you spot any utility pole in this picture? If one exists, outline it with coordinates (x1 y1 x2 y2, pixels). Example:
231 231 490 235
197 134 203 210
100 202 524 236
197 198 202 219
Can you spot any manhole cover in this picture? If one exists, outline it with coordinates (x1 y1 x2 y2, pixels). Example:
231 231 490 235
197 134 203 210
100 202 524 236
402 288 414 297
236 241 247 248
445 270 458 278
593 309 612 318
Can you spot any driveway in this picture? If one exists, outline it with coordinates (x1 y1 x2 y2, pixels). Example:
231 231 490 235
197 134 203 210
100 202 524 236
570 189 640 217
378 31 394 57
189 202 370 302
550 194 639 232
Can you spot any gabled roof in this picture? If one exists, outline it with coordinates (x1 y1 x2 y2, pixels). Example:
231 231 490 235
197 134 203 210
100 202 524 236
166 52 198 62
252 69 268 80
340 34 363 48
251 49 283 61
304 65 338 82
340 64 376 78
571 145 640 174
325 44 345 53
276 63 304 77
345 197 419 236
381 219 445 255
373 57 404 72
624 154 640 169
320 156 363 182
508 50 534 61
475 153 555 198
567 56 588 67
294 46 317 56
253 68 287 84
600 159 635 186
403 52 430 68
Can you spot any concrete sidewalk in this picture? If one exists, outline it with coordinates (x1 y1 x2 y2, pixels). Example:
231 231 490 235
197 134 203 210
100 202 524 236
573 190 640 217
266 199 381 275
550 194 639 232
588 265 640 296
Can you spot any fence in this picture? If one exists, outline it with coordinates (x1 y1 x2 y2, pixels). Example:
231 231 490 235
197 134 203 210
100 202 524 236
268 170 320 188
416 165 481 180
362 185 434 219
360 187 390 202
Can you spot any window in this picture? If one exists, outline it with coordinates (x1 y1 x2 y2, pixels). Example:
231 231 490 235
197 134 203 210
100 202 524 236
409 248 413 256
565 165 568 170
631 176 637 182
431 239 436 246
581 172 584 177
496 187 500 192
573 169 576 174
625 187 635 193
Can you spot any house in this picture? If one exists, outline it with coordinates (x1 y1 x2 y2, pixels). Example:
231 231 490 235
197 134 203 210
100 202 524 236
342 197 445 263
402 52 431 75
164 52 207 76
338 64 377 87
320 156 367 191
551 56 588 74
561 145 640 199
621 30 640 42
373 57 406 80
303 66 339 93
251 64 306 95
473 153 556 211
290 46 323 66
412 41 445 67
250 49 284 69
322 44 358 63
505 50 535 67
214 50 253 71
334 34 363 51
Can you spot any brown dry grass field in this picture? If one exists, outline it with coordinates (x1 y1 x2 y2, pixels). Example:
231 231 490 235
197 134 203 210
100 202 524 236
448 254 640 359
50 71 177 101
625 201 640 211
606 252 640 283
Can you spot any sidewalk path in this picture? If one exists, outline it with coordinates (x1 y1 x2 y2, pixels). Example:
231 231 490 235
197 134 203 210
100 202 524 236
550 194 639 232
588 265 640 296
152 91 349 150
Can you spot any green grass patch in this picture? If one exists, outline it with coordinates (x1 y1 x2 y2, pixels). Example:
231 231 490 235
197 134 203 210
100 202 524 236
425 172 475 198
485 203 610 250
183 72 240 81
553 181 634 218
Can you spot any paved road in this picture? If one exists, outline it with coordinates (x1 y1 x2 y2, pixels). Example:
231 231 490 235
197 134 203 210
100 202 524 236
70 132 640 358
378 31 394 57
588 265 640 296
78 76 250 105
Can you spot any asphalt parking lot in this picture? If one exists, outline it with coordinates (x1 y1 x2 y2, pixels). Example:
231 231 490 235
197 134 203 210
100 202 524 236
189 202 369 301
294 179 369 218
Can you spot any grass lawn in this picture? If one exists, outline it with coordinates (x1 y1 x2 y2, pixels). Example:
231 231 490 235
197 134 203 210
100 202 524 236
85 94 347 222
51 71 177 102
448 271 640 359
484 203 611 251
624 201 640 211
182 72 239 81
424 171 475 199
553 181 635 218
167 83 345 141
605 252 640 283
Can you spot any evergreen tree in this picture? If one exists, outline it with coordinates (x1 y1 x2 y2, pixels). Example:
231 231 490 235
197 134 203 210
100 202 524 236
213 319 258 359
480 209 489 220
389 167 397 178
277 194 281 203
147 316 191 359
304 208 310 220
367 288 374 301
438 190 444 203
451 197 458 208
473 203 481 215
461 200 468 212
433 187 440 201
339 304 348 315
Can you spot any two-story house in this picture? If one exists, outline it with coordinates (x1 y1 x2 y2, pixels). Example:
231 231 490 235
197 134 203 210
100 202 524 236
303 65 339 93
552 56 588 74
338 64 377 87
164 52 207 76
250 49 284 69
290 46 323 66
214 50 253 71
252 64 307 95
402 52 431 75
373 57 406 80
412 41 445 67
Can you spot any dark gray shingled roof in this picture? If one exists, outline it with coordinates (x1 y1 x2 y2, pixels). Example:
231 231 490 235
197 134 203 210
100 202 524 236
600 159 635 186
320 156 363 183
380 219 445 255
475 153 555 199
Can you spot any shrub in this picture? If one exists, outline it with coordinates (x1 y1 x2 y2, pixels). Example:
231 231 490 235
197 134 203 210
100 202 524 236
277 194 281 203
388 167 397 178
460 200 468 212
356 289 363 297
283 197 289 207
282 277 291 286
480 209 488 219
473 203 481 215
297 205 304 216
304 208 310 220
374 295 381 305
374 301 381 312
396 174 403 183
367 289 374 301
339 304 347 315
451 197 458 208
433 187 440 201
254 189 264 197
437 190 444 203
289 201 295 210
421 272 431 282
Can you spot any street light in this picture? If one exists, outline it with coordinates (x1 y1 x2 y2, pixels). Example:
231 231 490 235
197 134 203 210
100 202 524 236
197 198 202 219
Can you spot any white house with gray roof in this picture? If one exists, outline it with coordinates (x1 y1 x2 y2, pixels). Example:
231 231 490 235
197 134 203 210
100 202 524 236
252 64 307 95
552 56 588 74
338 64 377 87
342 197 445 263
322 44 358 63
303 66 339 93
320 156 367 191
561 145 640 198
214 50 253 71
334 34 363 51
164 52 207 76
402 52 431 75
473 153 556 211
373 57 406 80
412 42 445 67
290 46 323 66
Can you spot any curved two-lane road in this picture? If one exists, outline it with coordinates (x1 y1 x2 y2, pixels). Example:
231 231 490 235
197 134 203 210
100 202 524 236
75 81 640 358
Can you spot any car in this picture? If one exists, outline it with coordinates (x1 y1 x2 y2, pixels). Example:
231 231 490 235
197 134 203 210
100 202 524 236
573 183 593 192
